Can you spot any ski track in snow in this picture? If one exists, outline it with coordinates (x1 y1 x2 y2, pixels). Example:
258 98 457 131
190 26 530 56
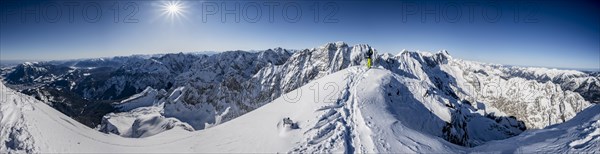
347 67 380 153
292 67 363 153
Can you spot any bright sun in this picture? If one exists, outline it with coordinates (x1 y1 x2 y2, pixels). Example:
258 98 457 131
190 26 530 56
166 3 181 14
161 1 185 20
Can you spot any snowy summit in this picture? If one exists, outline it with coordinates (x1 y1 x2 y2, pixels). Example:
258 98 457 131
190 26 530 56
1 42 599 153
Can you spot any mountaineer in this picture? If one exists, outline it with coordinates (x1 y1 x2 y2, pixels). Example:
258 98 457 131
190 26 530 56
366 48 374 69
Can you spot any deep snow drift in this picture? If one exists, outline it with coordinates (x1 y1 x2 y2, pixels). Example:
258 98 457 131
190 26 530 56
1 66 599 153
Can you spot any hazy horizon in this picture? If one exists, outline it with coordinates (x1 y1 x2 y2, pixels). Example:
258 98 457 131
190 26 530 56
1 45 598 72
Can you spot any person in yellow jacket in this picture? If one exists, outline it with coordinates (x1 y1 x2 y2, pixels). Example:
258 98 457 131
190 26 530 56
366 49 374 69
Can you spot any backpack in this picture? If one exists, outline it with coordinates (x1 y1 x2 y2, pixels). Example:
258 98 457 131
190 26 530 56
365 49 373 58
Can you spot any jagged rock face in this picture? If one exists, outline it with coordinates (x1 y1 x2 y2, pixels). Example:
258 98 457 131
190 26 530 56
377 52 591 129
162 42 374 129
1 50 295 128
4 62 71 85
244 42 370 101
498 67 600 104
443 59 591 129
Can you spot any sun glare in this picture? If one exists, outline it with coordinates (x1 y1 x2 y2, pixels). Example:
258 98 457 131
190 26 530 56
161 1 185 21
166 3 181 14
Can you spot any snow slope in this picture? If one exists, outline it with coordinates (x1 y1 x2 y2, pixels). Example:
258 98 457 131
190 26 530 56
1 67 357 153
0 80 197 153
471 104 600 153
3 66 597 153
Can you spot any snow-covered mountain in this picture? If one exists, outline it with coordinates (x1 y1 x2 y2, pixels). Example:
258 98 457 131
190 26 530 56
1 67 598 153
375 51 591 129
4 62 71 85
501 66 600 104
2 49 293 128
1 42 598 152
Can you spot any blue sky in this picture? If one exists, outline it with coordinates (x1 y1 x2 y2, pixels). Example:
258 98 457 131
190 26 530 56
1 0 598 70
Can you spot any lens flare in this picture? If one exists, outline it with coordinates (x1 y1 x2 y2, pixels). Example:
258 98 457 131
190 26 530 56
161 1 186 22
